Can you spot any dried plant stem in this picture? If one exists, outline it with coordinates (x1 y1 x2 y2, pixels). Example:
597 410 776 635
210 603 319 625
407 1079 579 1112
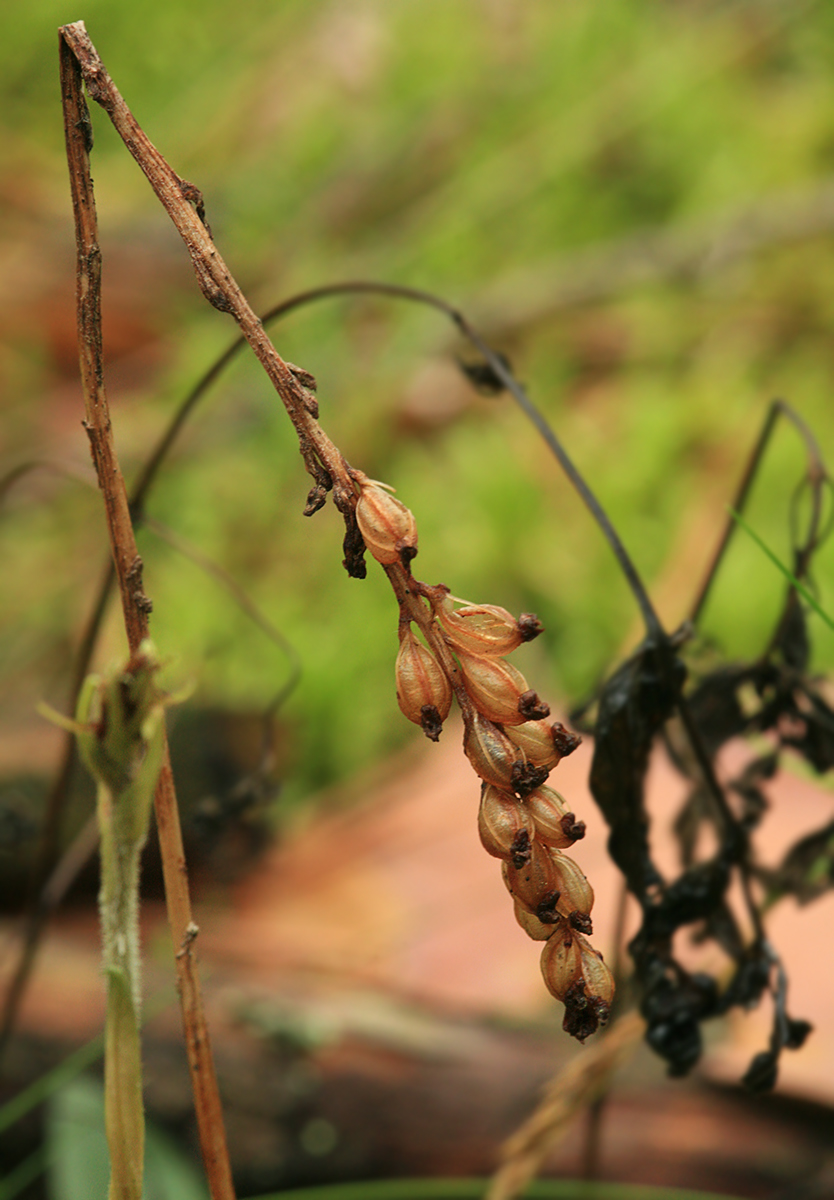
59 31 235 1200
486 1010 646 1200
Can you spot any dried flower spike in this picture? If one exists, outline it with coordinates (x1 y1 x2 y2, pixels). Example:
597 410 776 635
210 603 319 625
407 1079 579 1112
354 470 418 567
395 625 452 741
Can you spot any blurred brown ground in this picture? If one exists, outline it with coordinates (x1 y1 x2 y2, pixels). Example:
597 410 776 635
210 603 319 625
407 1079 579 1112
2 719 834 1194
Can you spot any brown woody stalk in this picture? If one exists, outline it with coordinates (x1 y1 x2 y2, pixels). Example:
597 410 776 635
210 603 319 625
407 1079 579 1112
59 31 235 1200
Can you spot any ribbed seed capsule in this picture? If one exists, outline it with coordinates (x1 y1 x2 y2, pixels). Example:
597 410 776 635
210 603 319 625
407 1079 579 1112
513 896 559 941
540 922 582 1002
463 712 524 789
506 720 562 769
456 651 530 726
502 840 563 919
526 786 586 848
577 935 615 1006
437 599 534 656
478 785 533 861
395 627 452 738
354 471 418 566
548 849 594 932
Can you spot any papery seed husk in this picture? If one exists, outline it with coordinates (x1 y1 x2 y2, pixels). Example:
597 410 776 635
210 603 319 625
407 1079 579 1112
527 786 583 849
396 628 452 726
577 935 615 1006
463 711 523 789
540 923 582 1002
505 720 561 769
456 651 530 726
548 848 594 923
478 785 533 860
437 599 525 657
354 472 418 566
504 839 563 913
513 896 559 941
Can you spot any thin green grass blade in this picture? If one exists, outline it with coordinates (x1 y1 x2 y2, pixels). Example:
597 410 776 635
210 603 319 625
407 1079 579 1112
727 507 834 633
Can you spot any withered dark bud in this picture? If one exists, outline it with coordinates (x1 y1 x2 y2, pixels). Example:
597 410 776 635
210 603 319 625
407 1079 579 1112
536 890 562 924
563 814 586 841
511 759 550 797
517 613 545 642
396 627 452 734
464 711 524 789
354 470 418 566
477 784 533 861
526 786 584 849
420 705 444 743
506 720 562 770
540 922 582 1002
551 722 582 757
456 650 531 726
562 980 609 1042
518 689 551 721
569 911 593 934
437 598 527 657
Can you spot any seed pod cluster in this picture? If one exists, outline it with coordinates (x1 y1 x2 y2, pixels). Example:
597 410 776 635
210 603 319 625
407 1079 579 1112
443 591 613 1041
374 481 612 1039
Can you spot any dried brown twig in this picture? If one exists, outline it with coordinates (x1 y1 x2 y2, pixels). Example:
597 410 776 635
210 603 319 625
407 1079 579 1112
486 1010 646 1200
59 27 235 1200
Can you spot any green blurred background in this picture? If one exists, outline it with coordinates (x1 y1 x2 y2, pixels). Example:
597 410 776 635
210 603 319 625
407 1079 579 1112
2 0 834 809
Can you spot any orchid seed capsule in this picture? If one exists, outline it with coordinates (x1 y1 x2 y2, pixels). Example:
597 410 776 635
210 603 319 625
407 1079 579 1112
456 651 531 726
463 711 524 789
540 923 582 1002
547 848 594 930
395 626 452 739
354 471 418 566
505 720 562 770
577 935 615 1007
526 786 586 848
478 784 534 861
437 597 540 657
503 839 563 914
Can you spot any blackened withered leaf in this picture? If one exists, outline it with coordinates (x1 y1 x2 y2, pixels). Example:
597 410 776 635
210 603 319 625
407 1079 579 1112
743 1049 779 1093
643 857 731 942
785 1017 813 1049
781 687 834 773
672 783 711 867
774 595 810 672
684 664 770 757
720 946 771 1012
589 637 686 898
729 752 778 830
767 818 834 904
457 351 513 396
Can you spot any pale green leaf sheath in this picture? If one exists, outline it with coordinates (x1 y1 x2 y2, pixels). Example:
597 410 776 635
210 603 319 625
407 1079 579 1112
74 641 170 1200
